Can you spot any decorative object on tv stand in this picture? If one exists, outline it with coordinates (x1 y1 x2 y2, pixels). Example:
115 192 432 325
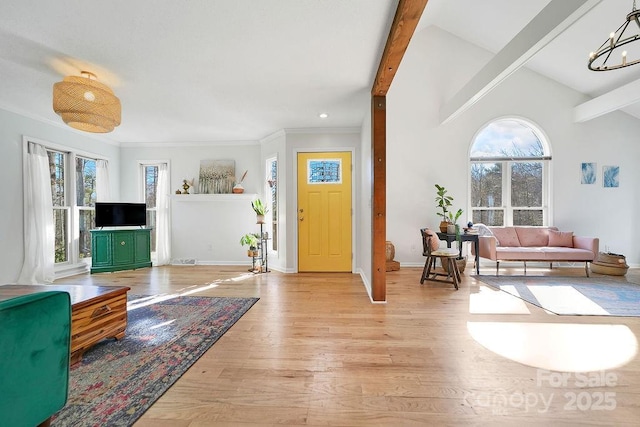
233 170 248 194
251 199 268 224
53 71 121 133
198 159 235 194
588 0 640 71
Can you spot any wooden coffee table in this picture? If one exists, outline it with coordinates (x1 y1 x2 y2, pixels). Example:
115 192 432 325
0 284 130 364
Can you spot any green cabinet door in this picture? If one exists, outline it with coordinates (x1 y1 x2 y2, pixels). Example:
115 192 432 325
112 231 135 265
134 229 151 263
91 232 113 267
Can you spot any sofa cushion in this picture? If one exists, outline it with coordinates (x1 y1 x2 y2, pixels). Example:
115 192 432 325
540 247 593 261
515 227 550 247
549 230 573 247
491 227 520 247
495 246 545 260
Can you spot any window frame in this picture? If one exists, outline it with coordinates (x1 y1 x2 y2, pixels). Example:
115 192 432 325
138 160 169 258
23 136 107 275
265 156 278 253
468 118 552 227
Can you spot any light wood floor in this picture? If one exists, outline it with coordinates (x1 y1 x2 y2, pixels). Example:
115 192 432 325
57 264 640 426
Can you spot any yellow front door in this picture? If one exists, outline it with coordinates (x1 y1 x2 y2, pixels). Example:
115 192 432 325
297 152 352 272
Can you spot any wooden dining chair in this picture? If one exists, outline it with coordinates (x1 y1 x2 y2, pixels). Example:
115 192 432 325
420 228 461 290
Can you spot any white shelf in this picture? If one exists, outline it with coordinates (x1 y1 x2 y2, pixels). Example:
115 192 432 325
171 193 257 202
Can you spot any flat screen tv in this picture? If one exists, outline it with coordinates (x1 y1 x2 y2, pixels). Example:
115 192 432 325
95 202 147 228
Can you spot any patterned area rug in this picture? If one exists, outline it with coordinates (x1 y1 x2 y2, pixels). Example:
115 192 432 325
52 294 258 426
478 275 640 316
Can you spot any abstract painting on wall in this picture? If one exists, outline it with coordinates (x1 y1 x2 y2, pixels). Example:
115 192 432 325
580 162 596 184
603 165 619 188
198 159 235 194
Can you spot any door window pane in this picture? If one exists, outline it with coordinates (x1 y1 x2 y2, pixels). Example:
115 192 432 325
308 159 341 183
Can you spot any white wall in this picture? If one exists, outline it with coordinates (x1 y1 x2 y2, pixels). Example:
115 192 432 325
0 108 120 283
119 143 262 265
387 26 640 267
358 105 373 296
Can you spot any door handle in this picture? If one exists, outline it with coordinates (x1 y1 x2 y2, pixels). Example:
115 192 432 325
299 216 304 222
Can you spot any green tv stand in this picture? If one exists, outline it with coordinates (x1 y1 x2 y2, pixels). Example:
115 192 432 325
90 228 152 273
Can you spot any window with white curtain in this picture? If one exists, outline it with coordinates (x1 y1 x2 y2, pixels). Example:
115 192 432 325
39 144 104 269
142 164 159 252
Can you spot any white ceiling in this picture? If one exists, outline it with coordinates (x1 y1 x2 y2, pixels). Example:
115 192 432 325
1 0 640 144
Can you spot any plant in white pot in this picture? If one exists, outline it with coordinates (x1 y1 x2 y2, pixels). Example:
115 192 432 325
251 199 268 224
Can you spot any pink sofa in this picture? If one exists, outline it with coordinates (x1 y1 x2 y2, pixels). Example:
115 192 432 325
474 226 599 276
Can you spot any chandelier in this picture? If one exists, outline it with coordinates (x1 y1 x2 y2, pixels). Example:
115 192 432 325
588 1 640 71
53 71 121 133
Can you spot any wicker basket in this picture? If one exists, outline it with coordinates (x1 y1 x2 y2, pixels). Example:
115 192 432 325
590 252 628 276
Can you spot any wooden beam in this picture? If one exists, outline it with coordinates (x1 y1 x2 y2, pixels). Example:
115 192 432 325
574 77 640 122
372 0 429 96
440 0 602 124
371 0 428 302
371 95 386 302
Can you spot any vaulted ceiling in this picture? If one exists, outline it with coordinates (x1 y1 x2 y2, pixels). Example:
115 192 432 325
1 0 639 144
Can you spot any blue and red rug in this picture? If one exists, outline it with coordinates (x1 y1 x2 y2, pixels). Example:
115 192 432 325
478 275 640 316
52 294 258 426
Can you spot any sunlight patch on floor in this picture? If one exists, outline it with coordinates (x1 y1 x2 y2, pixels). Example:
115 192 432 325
526 285 609 315
127 272 254 310
467 322 638 372
469 286 531 314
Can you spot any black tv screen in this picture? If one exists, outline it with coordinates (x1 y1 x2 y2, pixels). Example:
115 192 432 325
95 202 147 227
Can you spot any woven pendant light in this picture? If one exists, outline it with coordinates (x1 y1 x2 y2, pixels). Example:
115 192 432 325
53 71 121 133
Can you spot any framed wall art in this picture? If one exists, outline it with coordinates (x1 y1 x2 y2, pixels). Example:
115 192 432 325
603 165 619 188
580 162 596 184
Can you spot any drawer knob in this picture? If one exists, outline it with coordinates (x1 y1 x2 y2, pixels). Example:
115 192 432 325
121 241 126 245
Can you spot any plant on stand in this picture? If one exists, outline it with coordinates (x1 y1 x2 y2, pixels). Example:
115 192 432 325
240 233 260 257
251 199 268 224
435 184 453 232
444 208 467 274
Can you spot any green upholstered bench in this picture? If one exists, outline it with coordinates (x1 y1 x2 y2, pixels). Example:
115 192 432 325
0 291 71 427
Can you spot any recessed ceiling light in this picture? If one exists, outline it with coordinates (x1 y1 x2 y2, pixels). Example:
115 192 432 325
319 113 329 119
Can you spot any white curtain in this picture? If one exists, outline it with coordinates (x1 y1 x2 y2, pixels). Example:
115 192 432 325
18 142 55 284
155 163 171 265
96 159 111 201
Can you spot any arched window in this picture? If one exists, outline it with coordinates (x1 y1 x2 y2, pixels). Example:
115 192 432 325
469 118 551 226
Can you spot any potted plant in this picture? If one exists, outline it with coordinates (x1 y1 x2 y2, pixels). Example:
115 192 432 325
447 208 463 234
435 184 453 232
442 218 468 274
251 199 268 224
240 233 260 257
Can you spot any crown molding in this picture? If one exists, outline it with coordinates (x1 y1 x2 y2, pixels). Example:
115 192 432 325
0 104 119 146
